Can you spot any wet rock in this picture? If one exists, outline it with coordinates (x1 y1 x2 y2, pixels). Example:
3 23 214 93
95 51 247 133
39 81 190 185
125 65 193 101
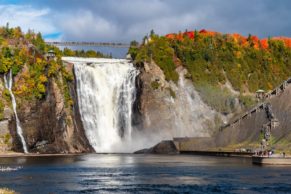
134 140 179 154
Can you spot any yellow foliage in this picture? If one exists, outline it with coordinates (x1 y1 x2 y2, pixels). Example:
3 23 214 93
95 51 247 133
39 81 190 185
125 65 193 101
267 82 273 90
234 51 242 58
36 58 42 64
37 83 46 93
39 74 48 83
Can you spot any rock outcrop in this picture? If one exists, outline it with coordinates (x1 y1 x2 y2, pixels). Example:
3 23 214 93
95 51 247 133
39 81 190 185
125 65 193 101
8 66 93 154
134 140 179 154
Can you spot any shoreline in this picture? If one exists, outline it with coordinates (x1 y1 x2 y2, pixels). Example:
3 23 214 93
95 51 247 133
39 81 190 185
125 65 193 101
180 150 254 158
0 150 255 158
0 152 85 158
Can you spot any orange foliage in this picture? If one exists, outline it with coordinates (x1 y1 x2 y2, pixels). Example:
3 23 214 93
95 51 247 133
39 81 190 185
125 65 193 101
165 34 175 39
273 37 291 48
165 29 217 41
199 29 217 36
164 29 291 49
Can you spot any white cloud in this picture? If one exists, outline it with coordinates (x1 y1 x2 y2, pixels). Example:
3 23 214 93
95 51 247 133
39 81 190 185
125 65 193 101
0 4 56 35
56 10 119 41
1 0 291 42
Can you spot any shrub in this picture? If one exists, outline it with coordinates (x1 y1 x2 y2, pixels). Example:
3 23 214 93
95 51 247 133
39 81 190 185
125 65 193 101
0 100 4 120
196 83 236 114
239 95 256 109
4 133 11 144
151 81 160 90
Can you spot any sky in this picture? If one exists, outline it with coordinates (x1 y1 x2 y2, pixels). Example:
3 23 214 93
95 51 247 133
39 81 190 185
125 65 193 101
0 0 291 43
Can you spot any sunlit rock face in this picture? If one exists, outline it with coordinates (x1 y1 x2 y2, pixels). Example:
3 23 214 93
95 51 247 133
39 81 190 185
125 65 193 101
137 62 220 142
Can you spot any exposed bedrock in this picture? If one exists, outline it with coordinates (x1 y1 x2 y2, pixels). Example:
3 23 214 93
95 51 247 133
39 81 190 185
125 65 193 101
9 65 93 154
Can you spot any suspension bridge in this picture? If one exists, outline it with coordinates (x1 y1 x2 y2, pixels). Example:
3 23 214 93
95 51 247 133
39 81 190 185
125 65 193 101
45 41 132 48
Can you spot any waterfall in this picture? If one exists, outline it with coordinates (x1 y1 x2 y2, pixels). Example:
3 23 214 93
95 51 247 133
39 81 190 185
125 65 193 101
4 69 28 153
171 69 217 137
63 57 138 153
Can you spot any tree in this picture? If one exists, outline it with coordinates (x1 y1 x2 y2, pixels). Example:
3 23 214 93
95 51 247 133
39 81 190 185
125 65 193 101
33 32 46 53
150 29 155 38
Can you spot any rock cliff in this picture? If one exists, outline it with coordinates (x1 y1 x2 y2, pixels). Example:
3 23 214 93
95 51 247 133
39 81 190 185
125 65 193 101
1 67 93 154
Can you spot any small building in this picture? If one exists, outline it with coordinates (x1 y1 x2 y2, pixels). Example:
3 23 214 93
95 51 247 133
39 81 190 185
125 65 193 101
46 49 56 61
256 89 265 100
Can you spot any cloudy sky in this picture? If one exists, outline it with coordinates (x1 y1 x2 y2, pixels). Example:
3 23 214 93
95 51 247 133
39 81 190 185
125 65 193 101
0 0 290 42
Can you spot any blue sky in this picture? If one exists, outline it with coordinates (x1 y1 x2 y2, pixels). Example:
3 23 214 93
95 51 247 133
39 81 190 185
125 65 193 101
0 0 291 42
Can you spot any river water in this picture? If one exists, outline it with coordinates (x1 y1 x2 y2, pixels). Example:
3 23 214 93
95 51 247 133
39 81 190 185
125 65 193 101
0 154 291 194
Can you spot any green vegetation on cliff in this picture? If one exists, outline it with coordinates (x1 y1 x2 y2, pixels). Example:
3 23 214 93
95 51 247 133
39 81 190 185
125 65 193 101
0 24 73 116
130 30 291 92
129 29 291 112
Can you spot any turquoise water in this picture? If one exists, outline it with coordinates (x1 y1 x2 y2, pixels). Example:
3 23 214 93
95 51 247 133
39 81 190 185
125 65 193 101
0 154 291 193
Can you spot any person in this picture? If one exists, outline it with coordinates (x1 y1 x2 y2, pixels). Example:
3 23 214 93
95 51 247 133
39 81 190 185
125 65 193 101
283 152 286 158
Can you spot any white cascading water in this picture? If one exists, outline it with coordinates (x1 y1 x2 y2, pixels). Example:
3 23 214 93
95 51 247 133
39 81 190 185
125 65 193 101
171 69 217 137
63 57 138 153
4 69 28 153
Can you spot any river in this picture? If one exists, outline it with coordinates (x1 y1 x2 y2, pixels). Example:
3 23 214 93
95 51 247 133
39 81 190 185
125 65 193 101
0 154 291 193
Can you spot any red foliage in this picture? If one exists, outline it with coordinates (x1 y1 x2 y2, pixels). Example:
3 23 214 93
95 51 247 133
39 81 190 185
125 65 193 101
184 31 195 39
199 29 207 34
260 39 269 49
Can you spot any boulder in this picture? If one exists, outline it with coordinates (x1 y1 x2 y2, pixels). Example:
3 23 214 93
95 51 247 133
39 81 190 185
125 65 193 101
134 140 179 154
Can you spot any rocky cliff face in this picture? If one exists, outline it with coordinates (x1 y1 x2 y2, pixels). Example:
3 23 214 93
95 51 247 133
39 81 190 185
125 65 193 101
4 65 93 154
134 61 222 142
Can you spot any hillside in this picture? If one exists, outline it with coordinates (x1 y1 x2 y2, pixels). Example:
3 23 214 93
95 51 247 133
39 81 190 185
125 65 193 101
129 29 291 115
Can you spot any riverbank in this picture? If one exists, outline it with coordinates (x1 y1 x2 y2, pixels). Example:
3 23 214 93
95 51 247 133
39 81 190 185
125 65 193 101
180 150 253 157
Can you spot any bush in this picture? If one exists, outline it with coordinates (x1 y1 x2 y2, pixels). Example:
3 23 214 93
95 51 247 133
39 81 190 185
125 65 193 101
239 95 256 109
151 81 160 90
4 133 11 144
196 83 236 114
0 100 4 120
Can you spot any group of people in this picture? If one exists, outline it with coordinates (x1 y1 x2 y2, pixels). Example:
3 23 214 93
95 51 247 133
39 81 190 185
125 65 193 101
254 150 286 158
